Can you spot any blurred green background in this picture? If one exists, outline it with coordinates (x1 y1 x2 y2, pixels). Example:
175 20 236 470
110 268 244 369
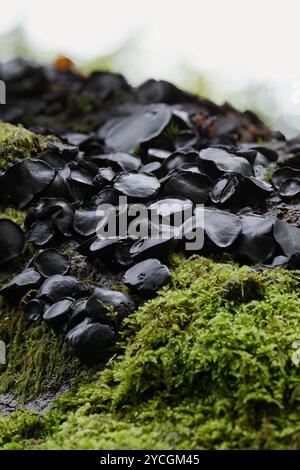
1 0 300 137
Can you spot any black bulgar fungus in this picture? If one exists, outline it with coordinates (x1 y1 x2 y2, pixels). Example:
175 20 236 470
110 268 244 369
128 235 177 262
271 167 300 189
0 57 46 96
248 144 279 163
174 129 198 149
210 174 239 205
199 148 254 177
94 152 141 172
69 167 94 188
65 318 116 364
137 79 194 104
1 160 55 209
91 187 120 207
89 237 122 257
86 287 135 324
0 268 42 304
53 203 75 237
38 275 80 302
43 298 74 329
278 178 300 199
73 210 105 237
0 219 25 267
203 209 242 249
39 150 67 169
65 299 88 331
63 132 93 148
93 167 116 187
147 148 171 162
113 171 160 201
29 219 55 247
33 249 70 278
163 170 211 204
210 174 272 208
24 298 43 322
25 198 73 225
237 214 275 262
84 71 129 99
162 148 199 174
148 197 193 220
271 253 300 268
104 103 172 152
123 258 171 294
141 161 162 176
47 141 79 158
273 218 300 256
114 240 136 266
41 169 73 201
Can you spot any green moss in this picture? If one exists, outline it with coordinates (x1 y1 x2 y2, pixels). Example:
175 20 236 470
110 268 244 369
264 165 277 182
0 208 26 228
0 122 55 170
0 299 81 399
0 410 43 449
1 256 299 449
133 144 141 156
0 208 82 399
164 121 180 138
72 123 89 133
69 94 94 115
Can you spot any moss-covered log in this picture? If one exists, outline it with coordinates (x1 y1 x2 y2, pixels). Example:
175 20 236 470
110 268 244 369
0 123 300 450
1 256 300 449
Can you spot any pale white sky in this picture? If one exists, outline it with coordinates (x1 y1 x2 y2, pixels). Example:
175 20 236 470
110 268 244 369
1 0 300 135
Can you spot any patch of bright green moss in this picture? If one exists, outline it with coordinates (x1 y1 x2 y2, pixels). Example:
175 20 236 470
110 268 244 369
0 122 55 170
0 410 43 449
0 208 26 228
1 256 299 449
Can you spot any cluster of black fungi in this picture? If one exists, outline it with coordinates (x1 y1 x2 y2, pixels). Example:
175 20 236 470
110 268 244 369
0 58 299 364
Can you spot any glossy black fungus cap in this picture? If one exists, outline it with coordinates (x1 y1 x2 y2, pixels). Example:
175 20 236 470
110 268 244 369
104 104 172 152
273 218 300 257
65 318 116 364
123 258 171 294
38 275 80 302
0 269 42 304
86 287 135 324
33 249 70 278
204 209 242 249
237 214 275 262
24 299 43 322
43 298 73 329
0 219 25 267
163 170 211 204
113 172 160 201
199 148 254 177
1 160 55 209
73 210 106 237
